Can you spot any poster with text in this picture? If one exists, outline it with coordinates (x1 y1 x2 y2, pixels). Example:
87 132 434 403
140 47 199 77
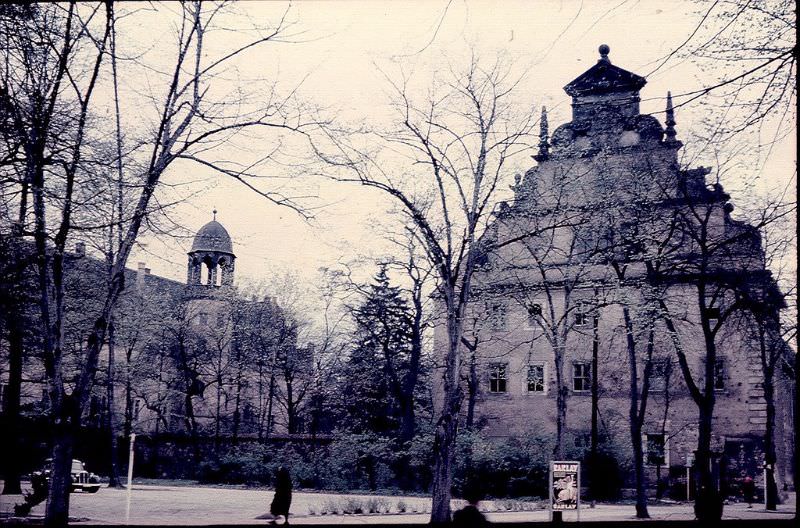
550 461 580 510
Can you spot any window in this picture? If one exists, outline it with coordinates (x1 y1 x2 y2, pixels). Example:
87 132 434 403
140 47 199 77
574 302 589 327
573 431 591 448
215 312 226 328
646 433 667 466
488 302 507 330
527 364 545 393
197 312 209 326
527 303 542 328
704 292 721 322
649 359 671 393
489 363 507 393
620 221 644 258
572 362 591 392
714 358 726 391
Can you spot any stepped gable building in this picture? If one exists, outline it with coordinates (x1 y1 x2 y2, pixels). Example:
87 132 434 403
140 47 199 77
437 46 794 493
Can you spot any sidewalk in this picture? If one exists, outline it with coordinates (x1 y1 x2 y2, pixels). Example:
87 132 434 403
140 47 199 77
0 483 795 525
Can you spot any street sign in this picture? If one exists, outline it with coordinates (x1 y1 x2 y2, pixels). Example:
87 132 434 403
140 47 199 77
550 460 580 520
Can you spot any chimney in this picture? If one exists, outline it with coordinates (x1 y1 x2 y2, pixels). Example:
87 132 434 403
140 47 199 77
136 262 147 290
75 242 85 257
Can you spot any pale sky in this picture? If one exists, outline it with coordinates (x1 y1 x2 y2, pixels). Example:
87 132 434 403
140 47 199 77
118 0 795 295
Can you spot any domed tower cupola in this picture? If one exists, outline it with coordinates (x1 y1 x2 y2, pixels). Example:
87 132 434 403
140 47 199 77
187 210 236 289
564 45 647 122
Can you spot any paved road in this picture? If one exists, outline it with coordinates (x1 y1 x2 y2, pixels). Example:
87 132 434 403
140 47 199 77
0 483 795 525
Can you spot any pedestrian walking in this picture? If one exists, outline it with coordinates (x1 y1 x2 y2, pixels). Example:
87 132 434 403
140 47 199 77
269 467 292 524
742 475 755 509
453 482 489 527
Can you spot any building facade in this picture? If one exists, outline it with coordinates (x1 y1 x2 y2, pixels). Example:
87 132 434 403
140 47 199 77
435 46 795 495
1 214 311 447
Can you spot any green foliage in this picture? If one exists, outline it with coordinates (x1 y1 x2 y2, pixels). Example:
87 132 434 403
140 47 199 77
453 431 553 499
192 429 628 499
336 265 419 437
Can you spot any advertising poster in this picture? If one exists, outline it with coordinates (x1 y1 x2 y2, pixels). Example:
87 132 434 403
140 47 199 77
550 461 580 511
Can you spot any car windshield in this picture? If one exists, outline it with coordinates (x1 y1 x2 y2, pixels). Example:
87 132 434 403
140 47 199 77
71 460 84 472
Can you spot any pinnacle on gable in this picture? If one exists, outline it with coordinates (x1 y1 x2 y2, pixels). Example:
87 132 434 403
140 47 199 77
534 106 550 162
664 91 682 147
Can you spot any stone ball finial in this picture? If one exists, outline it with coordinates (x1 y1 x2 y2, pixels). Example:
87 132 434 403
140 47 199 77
599 44 610 59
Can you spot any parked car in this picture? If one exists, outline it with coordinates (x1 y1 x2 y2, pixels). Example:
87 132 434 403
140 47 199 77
32 459 101 493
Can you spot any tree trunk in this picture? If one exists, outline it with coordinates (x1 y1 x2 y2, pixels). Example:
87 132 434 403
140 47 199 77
286 377 295 434
553 342 566 459
465 352 478 430
1 314 24 495
589 307 600 500
430 397 460 523
106 318 122 487
266 372 276 437
232 374 242 445
694 401 722 522
257 362 265 440
630 418 649 518
44 401 78 528
398 296 424 444
430 310 464 524
763 371 778 510
398 395 415 445
184 393 200 463
124 348 133 438
622 305 649 518
214 374 222 450
757 320 780 510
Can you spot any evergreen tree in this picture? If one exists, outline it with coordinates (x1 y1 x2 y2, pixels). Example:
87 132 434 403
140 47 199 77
340 265 417 437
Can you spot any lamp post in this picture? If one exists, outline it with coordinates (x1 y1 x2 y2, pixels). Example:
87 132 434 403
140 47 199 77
762 461 771 511
125 433 136 524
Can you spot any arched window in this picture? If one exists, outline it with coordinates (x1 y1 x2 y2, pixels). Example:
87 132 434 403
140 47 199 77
191 258 200 284
216 258 226 287
201 256 213 285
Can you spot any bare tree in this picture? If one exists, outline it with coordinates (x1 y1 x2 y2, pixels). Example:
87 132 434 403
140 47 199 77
502 216 603 459
642 169 794 521
315 54 544 522
651 0 795 140
384 230 435 444
1 3 315 524
734 202 796 509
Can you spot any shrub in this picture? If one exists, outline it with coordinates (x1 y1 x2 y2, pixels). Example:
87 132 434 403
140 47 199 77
453 431 552 499
342 497 364 514
322 499 340 514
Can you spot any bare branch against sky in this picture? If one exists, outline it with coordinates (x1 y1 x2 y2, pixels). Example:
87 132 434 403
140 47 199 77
85 1 791 303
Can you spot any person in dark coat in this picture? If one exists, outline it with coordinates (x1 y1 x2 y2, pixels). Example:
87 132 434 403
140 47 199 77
452 482 489 527
742 475 755 508
270 467 292 524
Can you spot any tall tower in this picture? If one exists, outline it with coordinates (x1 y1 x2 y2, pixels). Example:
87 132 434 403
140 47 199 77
186 210 236 291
